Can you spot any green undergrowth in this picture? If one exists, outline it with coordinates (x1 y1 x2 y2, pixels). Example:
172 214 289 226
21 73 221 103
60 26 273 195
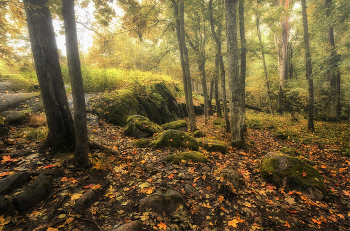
1 73 38 92
247 110 349 147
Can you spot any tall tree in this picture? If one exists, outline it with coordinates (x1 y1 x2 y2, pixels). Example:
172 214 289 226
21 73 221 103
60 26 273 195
24 0 76 153
301 0 314 130
325 0 340 118
226 0 245 147
171 0 197 132
209 0 230 131
62 0 90 168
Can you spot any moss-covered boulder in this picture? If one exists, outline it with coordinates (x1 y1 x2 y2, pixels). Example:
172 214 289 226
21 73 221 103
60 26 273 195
162 120 188 131
261 152 327 200
134 138 150 148
193 130 206 138
164 151 207 164
151 129 199 150
1 111 30 125
197 139 228 154
216 169 244 195
124 115 162 139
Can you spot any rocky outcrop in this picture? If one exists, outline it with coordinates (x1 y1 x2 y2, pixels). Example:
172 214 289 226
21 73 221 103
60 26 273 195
124 115 162 139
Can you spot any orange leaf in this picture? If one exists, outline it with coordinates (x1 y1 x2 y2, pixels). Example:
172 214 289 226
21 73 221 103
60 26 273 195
219 195 224 202
287 209 297 214
168 174 174 179
92 184 101 190
190 168 194 173
312 218 322 225
157 222 167 230
61 177 69 182
302 172 307 177
1 155 15 163
84 184 93 189
43 164 54 169
0 172 10 177
285 221 290 228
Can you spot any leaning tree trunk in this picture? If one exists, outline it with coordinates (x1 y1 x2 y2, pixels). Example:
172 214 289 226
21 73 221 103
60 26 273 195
209 0 229 131
301 0 314 130
62 0 90 168
226 0 245 148
24 0 75 153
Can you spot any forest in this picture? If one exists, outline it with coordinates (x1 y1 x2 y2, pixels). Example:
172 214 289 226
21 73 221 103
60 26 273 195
0 0 349 230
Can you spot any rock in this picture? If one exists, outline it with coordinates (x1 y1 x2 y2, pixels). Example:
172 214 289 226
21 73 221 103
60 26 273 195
213 118 225 126
197 139 228 154
111 221 142 231
193 130 206 138
261 152 327 200
139 189 185 214
219 169 244 188
134 138 149 148
0 127 8 137
73 189 95 212
162 120 188 131
0 196 14 216
14 174 53 212
184 184 197 196
0 172 31 195
0 116 4 126
164 151 207 164
152 129 198 150
1 111 29 125
124 115 162 139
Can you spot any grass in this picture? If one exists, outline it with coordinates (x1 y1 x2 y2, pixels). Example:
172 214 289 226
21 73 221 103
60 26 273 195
246 110 349 147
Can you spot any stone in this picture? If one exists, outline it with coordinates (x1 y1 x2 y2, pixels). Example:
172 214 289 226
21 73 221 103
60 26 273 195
219 169 244 189
73 189 95 212
124 115 162 139
14 174 53 212
1 111 29 125
261 152 327 200
111 221 142 231
162 120 188 131
152 129 199 150
0 172 31 195
164 151 207 165
0 127 8 137
197 139 228 154
193 130 206 138
139 189 185 214
134 138 149 148
0 196 14 216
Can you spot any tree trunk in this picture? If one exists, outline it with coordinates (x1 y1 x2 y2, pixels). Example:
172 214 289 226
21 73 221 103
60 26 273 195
239 0 246 132
62 0 90 168
209 0 229 131
226 0 245 148
171 0 196 132
209 79 214 115
256 7 273 114
24 0 75 153
301 0 314 130
275 0 291 112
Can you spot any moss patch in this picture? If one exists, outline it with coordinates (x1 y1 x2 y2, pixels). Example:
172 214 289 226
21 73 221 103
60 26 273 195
197 139 228 154
151 129 199 150
162 120 188 130
193 130 206 138
164 151 207 164
124 115 162 139
134 138 150 148
261 152 326 200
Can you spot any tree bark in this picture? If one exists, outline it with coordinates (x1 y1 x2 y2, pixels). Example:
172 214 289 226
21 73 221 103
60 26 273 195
209 79 214 115
226 0 245 148
214 55 222 118
209 0 229 131
256 6 273 115
301 0 314 130
62 0 90 168
239 0 246 132
171 0 196 132
24 0 75 153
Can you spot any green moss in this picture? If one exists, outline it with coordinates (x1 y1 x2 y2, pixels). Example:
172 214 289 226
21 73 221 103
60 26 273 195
197 139 228 154
151 129 199 150
164 151 207 164
124 115 162 138
0 116 4 126
193 130 206 138
162 120 188 130
134 138 150 148
261 153 326 197
213 118 225 126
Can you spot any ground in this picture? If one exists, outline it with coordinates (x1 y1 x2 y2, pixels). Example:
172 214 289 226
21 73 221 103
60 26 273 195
1 113 350 231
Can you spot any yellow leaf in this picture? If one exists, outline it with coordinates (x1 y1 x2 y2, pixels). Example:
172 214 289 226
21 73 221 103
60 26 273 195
47 228 59 231
61 177 69 182
92 184 101 190
157 222 167 230
71 193 83 200
228 217 245 227
58 214 66 219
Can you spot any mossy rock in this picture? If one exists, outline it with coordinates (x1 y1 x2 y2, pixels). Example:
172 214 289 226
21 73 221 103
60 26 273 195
151 129 199 150
193 130 206 138
162 120 188 131
164 151 207 164
134 138 149 148
1 111 29 125
213 118 225 125
124 115 162 139
197 139 228 154
0 116 4 126
261 152 326 200
217 169 244 194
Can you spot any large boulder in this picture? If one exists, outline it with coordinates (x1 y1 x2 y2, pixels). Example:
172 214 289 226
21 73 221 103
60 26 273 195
139 189 185 214
124 115 162 139
197 139 228 154
261 152 327 200
151 129 199 150
162 120 188 131
1 111 29 125
164 151 208 164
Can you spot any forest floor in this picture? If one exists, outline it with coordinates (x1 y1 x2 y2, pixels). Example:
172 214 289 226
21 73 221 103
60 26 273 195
1 113 350 231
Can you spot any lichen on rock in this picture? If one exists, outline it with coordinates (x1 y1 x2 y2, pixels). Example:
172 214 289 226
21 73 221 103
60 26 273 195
261 152 327 200
124 115 162 139
162 120 188 131
151 129 199 150
197 139 228 154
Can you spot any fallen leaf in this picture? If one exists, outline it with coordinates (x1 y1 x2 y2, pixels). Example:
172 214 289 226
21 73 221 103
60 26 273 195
228 217 245 227
71 193 83 200
302 172 307 177
157 222 167 230
58 214 66 219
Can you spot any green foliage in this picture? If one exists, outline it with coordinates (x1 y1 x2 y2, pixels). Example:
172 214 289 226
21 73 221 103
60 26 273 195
22 127 48 141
